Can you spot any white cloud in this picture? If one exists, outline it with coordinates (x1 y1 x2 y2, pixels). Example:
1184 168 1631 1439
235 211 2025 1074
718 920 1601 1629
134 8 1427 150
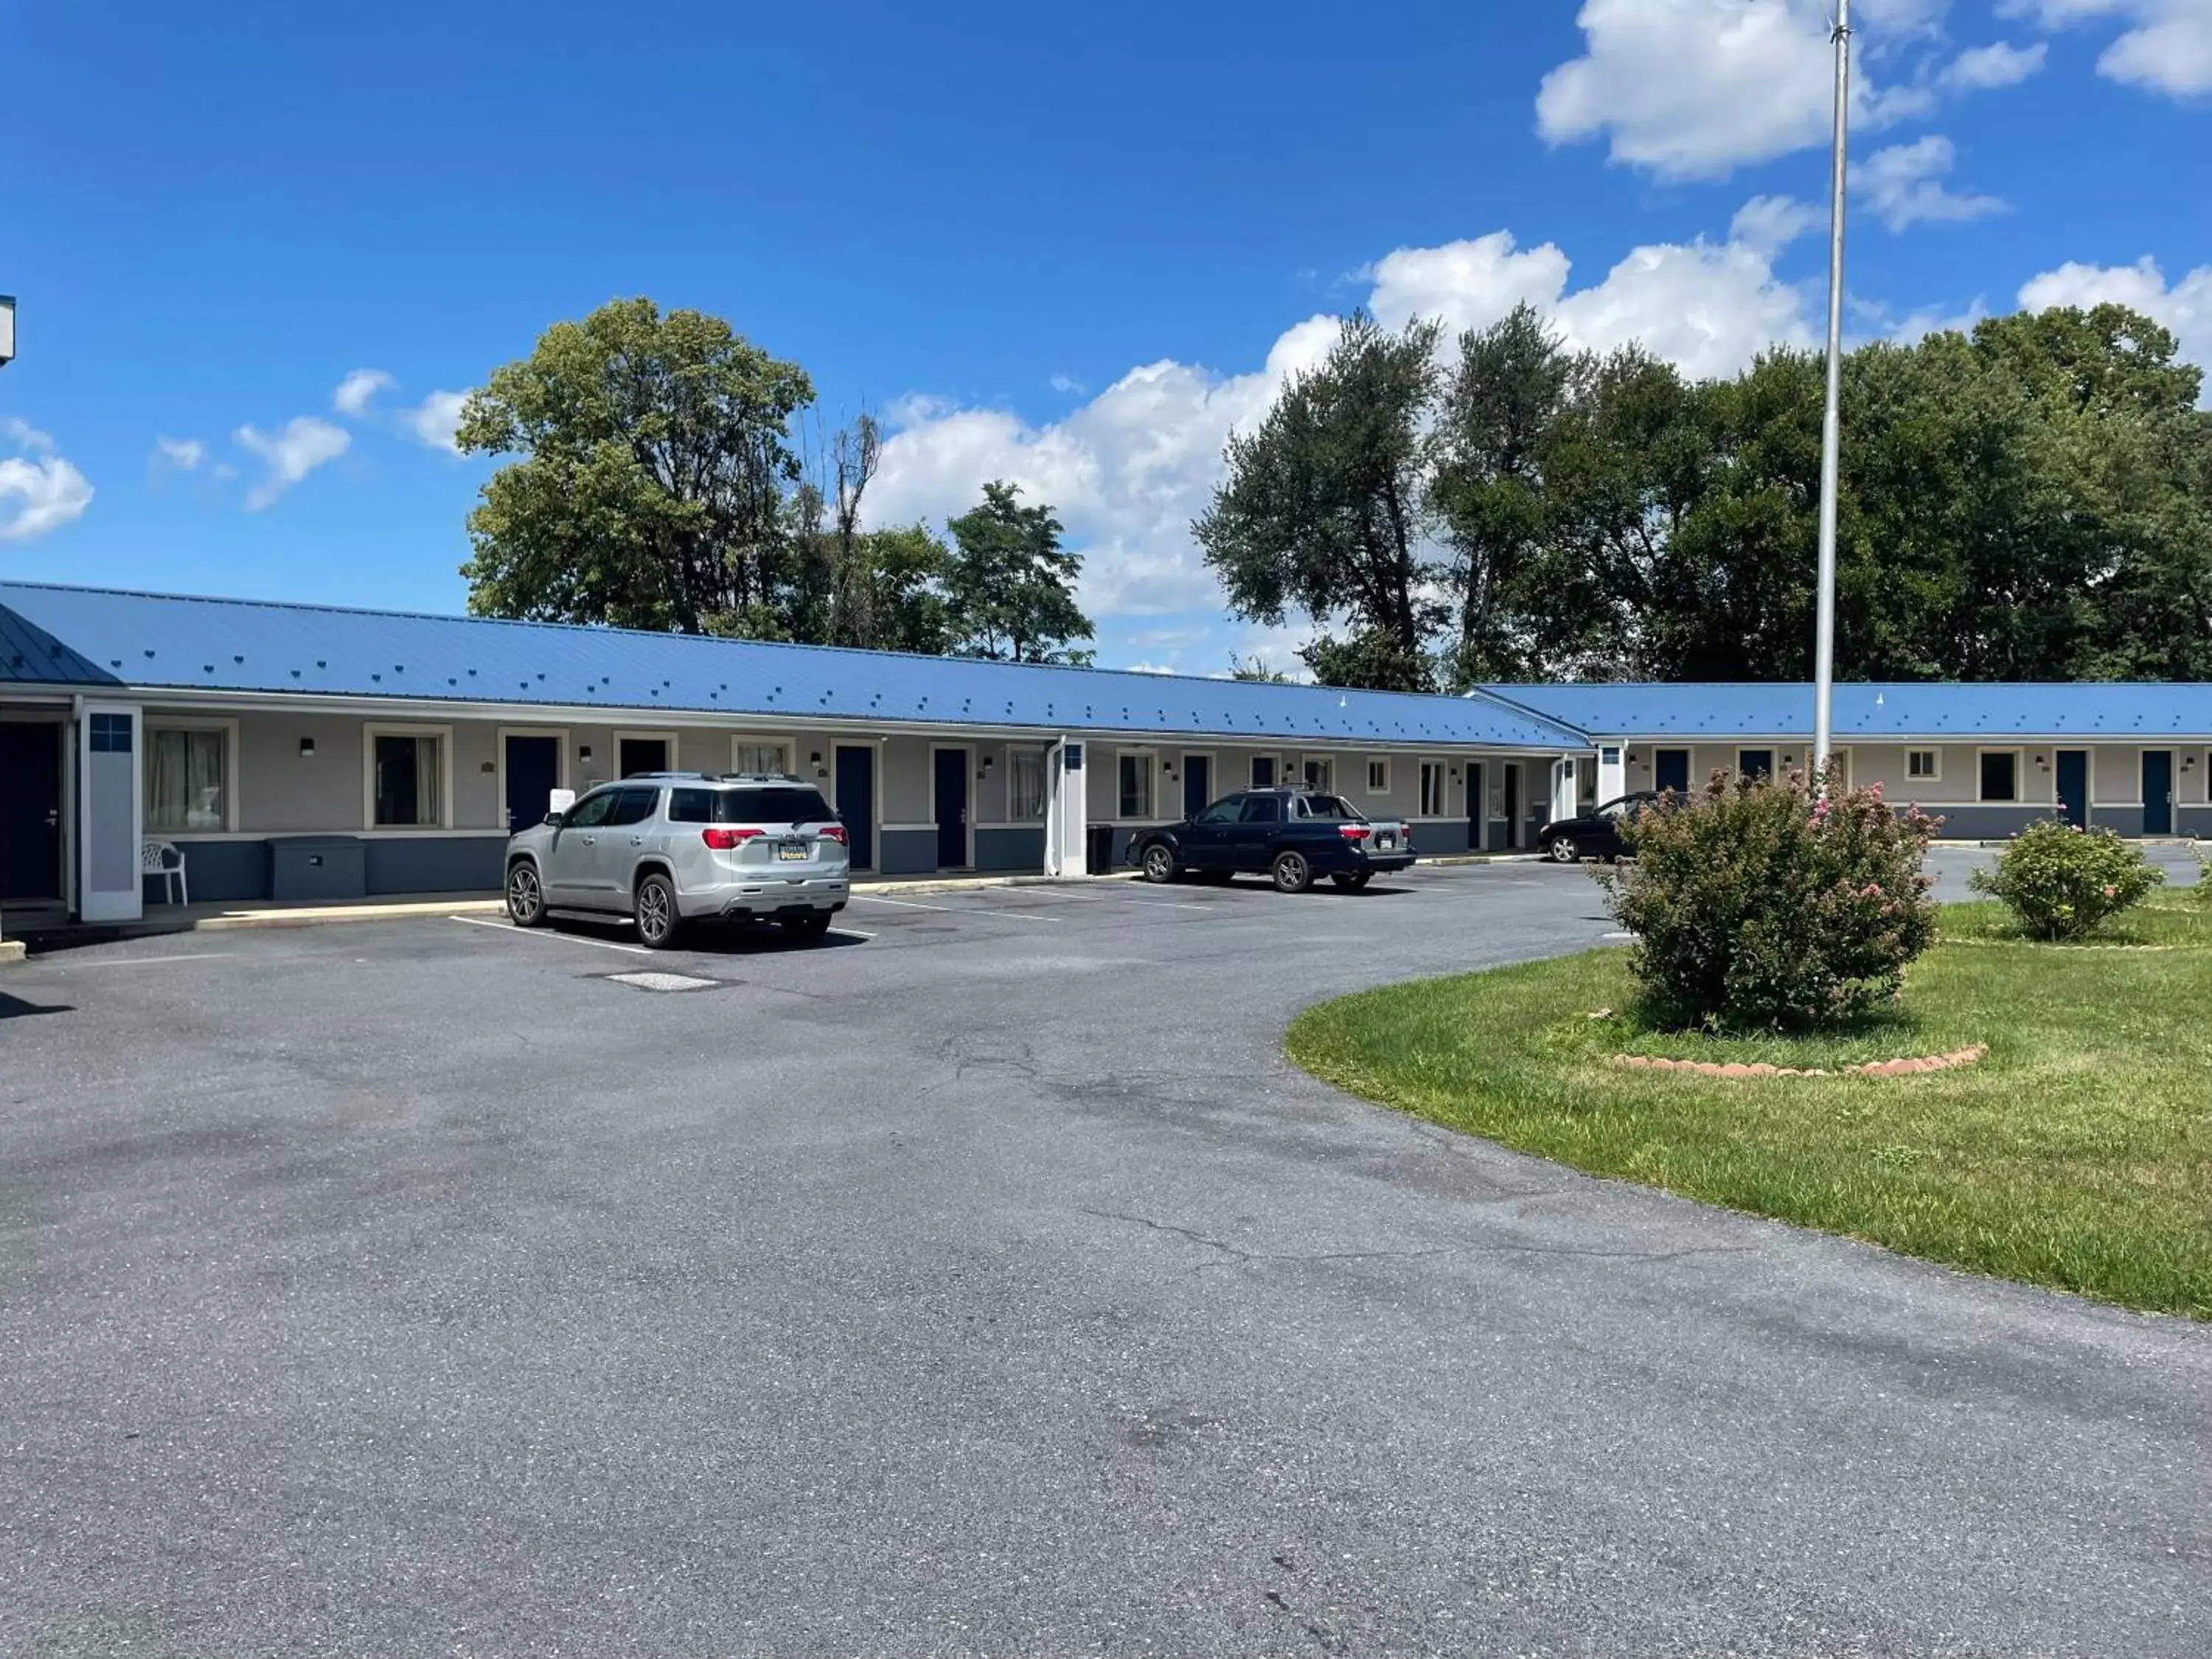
234 416 350 510
1941 39 2049 87
869 221 1815 622
1851 135 2007 231
1048 374 1088 396
0 420 93 541
2000 0 2212 96
152 435 206 471
332 368 396 417
2018 256 2212 397
1731 194 1825 254
1535 0 1939 180
403 389 470 453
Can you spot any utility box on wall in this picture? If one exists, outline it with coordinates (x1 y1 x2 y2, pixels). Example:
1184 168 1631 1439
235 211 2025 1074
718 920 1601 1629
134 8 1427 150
269 836 367 902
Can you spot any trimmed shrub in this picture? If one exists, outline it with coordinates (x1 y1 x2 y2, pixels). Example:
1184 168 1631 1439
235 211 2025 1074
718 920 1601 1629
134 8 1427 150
1596 772 1939 1031
1967 819 2163 940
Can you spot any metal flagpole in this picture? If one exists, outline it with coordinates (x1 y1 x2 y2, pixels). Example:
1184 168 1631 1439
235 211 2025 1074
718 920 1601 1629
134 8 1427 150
1812 0 1851 778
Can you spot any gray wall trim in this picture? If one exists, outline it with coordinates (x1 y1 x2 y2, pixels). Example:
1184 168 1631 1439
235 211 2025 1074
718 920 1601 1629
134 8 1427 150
880 827 939 876
364 836 504 895
974 827 1046 874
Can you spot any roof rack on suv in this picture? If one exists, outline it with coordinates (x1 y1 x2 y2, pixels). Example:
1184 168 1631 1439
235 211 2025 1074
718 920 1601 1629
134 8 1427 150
718 771 810 784
622 771 724 781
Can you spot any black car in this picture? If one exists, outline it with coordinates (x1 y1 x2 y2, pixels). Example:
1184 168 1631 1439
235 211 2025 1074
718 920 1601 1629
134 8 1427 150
1129 788 1416 893
1537 792 1662 863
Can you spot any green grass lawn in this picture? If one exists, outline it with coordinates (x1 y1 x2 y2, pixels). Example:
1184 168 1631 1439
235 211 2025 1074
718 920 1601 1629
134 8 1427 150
1287 900 2212 1318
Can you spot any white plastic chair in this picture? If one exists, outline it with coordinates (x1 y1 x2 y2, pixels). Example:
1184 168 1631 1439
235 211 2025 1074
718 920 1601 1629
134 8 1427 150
143 838 189 905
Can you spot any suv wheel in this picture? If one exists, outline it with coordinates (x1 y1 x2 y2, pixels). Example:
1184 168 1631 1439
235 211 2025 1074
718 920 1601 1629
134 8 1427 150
1548 835 1579 863
506 860 547 928
1141 844 1178 884
634 873 682 950
782 912 834 942
1331 871 1371 891
1271 849 1313 894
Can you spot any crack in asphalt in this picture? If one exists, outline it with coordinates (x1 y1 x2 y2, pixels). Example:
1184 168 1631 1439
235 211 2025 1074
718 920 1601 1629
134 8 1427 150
1079 1206 1752 1276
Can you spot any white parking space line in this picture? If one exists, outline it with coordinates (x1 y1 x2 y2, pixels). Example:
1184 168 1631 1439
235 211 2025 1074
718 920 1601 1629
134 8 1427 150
1113 897 1214 911
448 915 651 955
829 928 875 940
852 894 1063 923
55 952 235 968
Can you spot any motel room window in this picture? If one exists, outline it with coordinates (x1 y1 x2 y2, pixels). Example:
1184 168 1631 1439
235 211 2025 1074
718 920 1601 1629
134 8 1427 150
1907 749 1941 782
148 727 227 832
1010 751 1048 821
1118 753 1154 820
1366 758 1390 794
1303 757 1334 793
1251 756 1278 788
1419 762 1447 818
1978 751 2019 803
734 741 789 776
372 731 444 827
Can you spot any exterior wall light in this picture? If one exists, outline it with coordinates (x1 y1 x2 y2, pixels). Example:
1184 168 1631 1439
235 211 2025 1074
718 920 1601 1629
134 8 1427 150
299 737 316 757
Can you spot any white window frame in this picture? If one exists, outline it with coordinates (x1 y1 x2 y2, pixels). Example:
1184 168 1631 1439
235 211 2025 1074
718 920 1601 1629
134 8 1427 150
1007 745 1049 823
362 722 454 830
1905 748 1941 783
1823 746 1852 790
144 714 241 835
1116 748 1158 822
728 732 795 777
1418 759 1448 818
1365 757 1391 795
612 727 681 780
1977 747 2023 804
1301 754 1335 794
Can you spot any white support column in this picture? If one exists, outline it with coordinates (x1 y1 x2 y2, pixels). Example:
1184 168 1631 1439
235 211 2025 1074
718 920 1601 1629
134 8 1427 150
77 701 145 923
1046 738 1089 877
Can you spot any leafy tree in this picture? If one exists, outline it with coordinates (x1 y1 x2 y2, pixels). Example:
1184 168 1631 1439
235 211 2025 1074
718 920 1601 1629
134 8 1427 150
943 481 1095 664
1228 653 1290 682
1194 312 1446 691
1433 303 1576 685
788 414 955 654
457 298 815 636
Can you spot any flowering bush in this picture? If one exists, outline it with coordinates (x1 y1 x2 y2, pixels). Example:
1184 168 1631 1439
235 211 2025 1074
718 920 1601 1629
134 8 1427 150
1967 819 2163 940
1596 771 1939 1031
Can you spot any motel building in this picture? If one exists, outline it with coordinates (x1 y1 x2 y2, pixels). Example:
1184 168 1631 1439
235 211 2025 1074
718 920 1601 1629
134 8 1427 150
0 582 1589 932
1484 683 2212 842
4 582 2207 936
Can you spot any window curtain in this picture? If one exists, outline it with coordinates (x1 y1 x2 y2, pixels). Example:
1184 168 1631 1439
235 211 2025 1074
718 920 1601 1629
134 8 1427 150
736 743 787 775
413 736 440 825
1011 752 1046 820
149 729 224 831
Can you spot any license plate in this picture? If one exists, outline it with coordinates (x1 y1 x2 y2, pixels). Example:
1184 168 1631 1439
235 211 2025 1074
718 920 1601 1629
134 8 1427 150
776 841 808 861
1377 834 1395 849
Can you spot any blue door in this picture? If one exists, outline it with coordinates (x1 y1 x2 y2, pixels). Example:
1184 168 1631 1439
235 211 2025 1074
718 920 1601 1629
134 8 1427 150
933 748 970 867
1251 756 1276 788
835 745 875 871
2143 751 2174 836
503 734 559 832
1467 762 1485 851
0 720 63 901
1503 764 1520 849
1738 749 1774 782
2056 751 2088 830
1655 748 1691 793
1183 754 1212 821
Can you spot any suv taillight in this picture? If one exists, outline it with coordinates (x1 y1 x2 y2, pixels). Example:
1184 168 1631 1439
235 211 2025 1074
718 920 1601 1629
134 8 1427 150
702 827 762 850
818 824 848 844
1338 824 1371 841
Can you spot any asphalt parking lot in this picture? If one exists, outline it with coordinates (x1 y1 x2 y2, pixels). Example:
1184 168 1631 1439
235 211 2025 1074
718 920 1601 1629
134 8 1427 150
3 858 2209 1657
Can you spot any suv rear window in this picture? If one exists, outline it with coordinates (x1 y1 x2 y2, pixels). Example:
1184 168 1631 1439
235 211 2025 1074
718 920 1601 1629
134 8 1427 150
1296 794 1366 821
714 786 835 825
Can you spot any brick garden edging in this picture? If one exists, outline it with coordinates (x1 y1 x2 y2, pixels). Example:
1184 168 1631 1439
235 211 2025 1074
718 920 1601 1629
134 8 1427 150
1610 1043 1988 1080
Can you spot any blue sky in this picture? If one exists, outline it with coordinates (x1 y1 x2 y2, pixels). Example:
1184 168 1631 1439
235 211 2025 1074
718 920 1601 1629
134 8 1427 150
3 0 2207 675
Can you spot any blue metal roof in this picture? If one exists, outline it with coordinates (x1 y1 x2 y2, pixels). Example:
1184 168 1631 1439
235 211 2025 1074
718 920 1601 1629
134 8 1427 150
0 581 1585 750
1481 682 2212 740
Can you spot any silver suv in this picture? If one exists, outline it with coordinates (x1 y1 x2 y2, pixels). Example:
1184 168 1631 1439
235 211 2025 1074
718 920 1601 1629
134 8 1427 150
503 773 851 947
